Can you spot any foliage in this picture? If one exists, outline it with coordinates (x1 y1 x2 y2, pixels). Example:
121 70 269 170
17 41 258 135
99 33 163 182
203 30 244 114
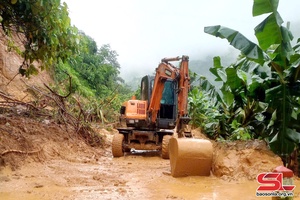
53 32 134 122
70 37 121 97
0 0 79 76
54 61 96 98
188 86 220 139
190 61 269 141
198 57 270 139
202 0 300 160
0 0 134 122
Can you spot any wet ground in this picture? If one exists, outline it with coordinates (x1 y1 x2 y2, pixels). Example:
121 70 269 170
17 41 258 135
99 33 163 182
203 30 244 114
1 150 299 200
0 115 299 200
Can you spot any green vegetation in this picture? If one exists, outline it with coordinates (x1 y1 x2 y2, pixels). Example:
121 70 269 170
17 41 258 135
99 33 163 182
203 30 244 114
0 0 134 123
188 0 300 166
0 0 79 76
54 33 133 122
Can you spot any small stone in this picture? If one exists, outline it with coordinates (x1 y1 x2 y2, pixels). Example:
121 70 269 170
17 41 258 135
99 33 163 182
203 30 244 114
34 184 44 188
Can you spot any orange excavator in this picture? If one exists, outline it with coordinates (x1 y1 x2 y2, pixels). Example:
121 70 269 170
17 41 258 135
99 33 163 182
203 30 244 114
112 56 213 177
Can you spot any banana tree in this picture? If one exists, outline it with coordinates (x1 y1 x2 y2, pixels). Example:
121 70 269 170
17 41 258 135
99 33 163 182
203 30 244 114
204 0 300 163
202 56 270 140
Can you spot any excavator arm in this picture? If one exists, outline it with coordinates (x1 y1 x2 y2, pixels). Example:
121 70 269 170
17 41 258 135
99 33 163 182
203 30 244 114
162 56 213 178
175 56 192 137
147 57 179 124
147 55 191 134
177 55 189 118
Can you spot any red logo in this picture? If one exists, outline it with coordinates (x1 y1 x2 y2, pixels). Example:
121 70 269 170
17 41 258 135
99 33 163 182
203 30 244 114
257 173 295 192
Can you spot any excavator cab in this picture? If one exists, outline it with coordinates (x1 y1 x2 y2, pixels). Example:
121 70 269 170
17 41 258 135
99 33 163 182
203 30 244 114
141 75 177 129
158 79 177 129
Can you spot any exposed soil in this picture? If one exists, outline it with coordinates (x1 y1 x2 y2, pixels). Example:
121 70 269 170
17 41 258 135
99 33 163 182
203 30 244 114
0 30 53 102
0 115 299 200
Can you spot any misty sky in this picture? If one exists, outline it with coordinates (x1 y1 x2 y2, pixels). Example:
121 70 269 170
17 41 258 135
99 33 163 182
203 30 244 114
63 0 300 80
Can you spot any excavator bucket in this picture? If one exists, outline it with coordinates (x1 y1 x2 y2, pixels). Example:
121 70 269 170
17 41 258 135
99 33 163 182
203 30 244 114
169 137 213 177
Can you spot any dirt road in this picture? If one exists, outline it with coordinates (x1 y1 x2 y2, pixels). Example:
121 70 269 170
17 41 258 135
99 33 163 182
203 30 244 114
1 149 299 200
0 115 299 200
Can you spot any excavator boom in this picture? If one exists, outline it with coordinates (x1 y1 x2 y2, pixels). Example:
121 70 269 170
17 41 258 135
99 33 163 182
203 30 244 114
160 56 190 118
147 60 179 124
177 56 190 117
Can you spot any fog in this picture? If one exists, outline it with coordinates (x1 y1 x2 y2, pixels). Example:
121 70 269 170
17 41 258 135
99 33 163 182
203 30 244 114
63 0 300 81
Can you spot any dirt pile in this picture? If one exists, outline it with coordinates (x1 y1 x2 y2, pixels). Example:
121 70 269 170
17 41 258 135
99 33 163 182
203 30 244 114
192 129 283 180
0 113 109 171
0 29 110 173
212 140 283 180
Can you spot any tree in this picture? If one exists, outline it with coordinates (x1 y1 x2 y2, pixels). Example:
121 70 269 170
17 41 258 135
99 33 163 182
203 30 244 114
203 0 300 163
0 0 79 76
69 33 123 97
53 32 134 121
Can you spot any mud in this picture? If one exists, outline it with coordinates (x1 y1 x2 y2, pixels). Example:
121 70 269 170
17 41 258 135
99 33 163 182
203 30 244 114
0 115 299 200
212 140 284 180
1 151 300 200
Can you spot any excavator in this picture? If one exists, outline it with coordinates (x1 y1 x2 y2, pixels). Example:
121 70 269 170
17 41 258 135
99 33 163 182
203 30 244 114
112 55 213 177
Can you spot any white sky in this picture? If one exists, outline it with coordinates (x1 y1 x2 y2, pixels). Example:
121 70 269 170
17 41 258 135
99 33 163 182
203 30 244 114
63 0 300 80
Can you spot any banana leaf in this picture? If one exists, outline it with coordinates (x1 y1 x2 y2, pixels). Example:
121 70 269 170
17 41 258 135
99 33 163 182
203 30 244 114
252 0 279 16
204 25 266 65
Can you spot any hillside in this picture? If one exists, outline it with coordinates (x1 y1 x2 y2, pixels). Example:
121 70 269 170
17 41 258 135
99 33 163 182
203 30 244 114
0 31 53 101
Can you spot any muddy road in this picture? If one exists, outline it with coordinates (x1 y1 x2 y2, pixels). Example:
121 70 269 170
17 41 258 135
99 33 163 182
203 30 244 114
0 115 299 200
1 149 299 200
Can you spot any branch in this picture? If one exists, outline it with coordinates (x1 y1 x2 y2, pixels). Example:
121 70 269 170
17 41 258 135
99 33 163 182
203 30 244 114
0 90 40 111
43 71 72 98
6 72 20 86
1 147 43 156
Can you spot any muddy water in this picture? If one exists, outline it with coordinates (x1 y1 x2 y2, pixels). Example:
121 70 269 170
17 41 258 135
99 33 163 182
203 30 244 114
0 152 300 200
